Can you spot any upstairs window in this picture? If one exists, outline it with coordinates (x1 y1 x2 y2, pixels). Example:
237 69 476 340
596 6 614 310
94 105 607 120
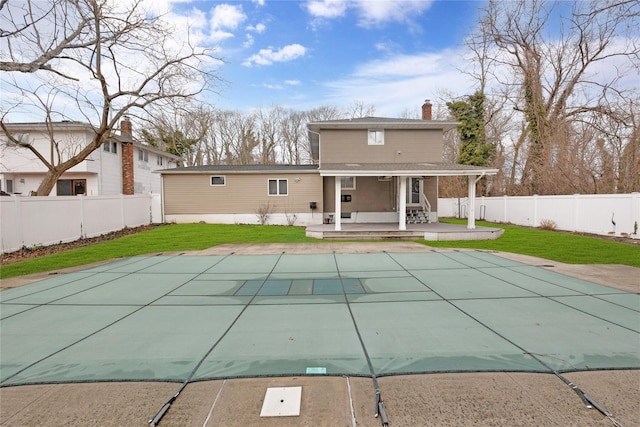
368 129 384 145
138 149 148 162
157 155 163 166
103 141 117 153
268 179 288 196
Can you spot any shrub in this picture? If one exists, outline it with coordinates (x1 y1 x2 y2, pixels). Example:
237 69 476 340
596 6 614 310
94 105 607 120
539 219 557 231
256 202 273 225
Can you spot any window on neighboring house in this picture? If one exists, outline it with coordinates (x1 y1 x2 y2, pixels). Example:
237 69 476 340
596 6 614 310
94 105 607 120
210 176 225 186
138 149 148 162
341 176 356 190
56 179 86 196
6 179 13 193
268 178 287 196
368 129 384 145
103 141 117 153
157 155 163 166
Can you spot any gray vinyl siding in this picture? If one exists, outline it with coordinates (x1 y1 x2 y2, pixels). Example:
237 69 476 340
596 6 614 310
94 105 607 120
320 129 443 164
164 172 323 215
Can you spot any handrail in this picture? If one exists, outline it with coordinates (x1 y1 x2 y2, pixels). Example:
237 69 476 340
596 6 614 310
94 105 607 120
419 192 431 223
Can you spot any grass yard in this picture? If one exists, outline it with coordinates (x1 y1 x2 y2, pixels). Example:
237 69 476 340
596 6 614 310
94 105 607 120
1 221 638 280
429 219 640 267
0 224 316 280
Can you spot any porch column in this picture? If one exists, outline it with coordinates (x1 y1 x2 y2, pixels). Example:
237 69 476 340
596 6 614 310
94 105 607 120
398 177 407 230
334 176 342 231
467 175 477 229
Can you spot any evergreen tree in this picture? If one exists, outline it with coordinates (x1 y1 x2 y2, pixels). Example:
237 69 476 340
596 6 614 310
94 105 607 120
446 91 494 167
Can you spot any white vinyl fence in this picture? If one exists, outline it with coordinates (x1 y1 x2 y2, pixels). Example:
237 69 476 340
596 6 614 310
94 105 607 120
439 193 640 238
0 194 162 254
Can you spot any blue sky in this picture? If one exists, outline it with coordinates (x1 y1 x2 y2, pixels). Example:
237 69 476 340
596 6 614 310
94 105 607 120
171 0 484 116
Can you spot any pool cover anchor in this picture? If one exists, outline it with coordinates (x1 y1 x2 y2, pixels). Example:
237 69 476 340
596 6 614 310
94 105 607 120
553 371 624 427
374 390 389 426
148 386 185 427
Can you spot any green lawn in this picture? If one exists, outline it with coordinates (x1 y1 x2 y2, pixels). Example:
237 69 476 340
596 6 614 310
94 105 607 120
427 219 639 267
0 224 316 280
1 221 638 280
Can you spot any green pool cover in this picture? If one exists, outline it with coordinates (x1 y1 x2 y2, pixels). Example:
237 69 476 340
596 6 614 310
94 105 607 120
1 251 638 387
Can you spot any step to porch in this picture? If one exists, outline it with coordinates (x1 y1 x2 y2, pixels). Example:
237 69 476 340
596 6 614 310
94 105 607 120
406 208 430 224
318 230 425 240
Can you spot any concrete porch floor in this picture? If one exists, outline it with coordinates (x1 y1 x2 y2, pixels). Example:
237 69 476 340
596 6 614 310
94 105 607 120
305 222 504 240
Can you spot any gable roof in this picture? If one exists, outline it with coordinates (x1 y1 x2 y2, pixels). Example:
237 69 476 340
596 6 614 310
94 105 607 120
157 164 319 174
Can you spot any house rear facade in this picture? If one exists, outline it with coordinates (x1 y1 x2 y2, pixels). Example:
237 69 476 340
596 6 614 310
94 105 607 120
159 101 498 230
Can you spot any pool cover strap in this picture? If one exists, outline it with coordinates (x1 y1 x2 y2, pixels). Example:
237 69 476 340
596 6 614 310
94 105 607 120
334 252 389 427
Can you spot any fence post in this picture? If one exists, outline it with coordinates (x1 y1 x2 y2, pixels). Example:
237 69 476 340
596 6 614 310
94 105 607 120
632 192 639 236
15 196 24 249
533 194 538 227
572 194 579 232
503 195 508 223
120 194 126 228
79 194 85 238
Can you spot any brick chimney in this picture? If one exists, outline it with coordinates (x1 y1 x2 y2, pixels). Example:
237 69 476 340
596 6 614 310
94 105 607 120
120 117 134 195
421 99 432 120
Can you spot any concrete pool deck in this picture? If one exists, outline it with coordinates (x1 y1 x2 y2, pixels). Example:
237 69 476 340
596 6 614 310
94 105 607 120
1 242 638 427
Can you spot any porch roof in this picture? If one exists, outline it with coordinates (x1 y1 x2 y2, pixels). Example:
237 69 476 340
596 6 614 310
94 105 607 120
319 162 499 177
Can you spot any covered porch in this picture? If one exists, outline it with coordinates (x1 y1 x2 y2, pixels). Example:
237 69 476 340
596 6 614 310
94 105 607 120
319 163 499 236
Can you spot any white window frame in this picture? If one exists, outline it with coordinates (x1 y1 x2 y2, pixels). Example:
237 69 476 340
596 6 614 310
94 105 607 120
111 141 117 153
368 129 384 145
103 141 110 152
138 149 148 162
210 176 226 186
157 155 163 166
268 178 288 196
341 176 356 190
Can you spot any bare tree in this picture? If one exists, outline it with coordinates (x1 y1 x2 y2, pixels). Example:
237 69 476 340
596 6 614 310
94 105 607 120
344 100 376 119
1 0 219 195
475 0 640 194
256 105 284 164
144 103 217 167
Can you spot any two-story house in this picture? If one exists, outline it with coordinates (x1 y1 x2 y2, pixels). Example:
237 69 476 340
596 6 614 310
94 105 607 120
0 119 182 196
158 101 500 239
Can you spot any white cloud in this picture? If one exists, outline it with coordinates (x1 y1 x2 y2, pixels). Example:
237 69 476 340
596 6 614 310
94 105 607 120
210 4 246 31
354 0 433 25
243 44 307 66
305 0 434 26
321 49 475 116
247 23 267 33
285 80 301 86
243 34 255 47
252 0 266 6
306 0 348 18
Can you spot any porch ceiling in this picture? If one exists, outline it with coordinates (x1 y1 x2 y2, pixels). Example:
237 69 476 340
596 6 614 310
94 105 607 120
319 162 499 177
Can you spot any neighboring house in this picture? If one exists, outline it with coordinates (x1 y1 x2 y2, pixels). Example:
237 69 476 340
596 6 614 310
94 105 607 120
0 119 182 196
159 101 498 230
